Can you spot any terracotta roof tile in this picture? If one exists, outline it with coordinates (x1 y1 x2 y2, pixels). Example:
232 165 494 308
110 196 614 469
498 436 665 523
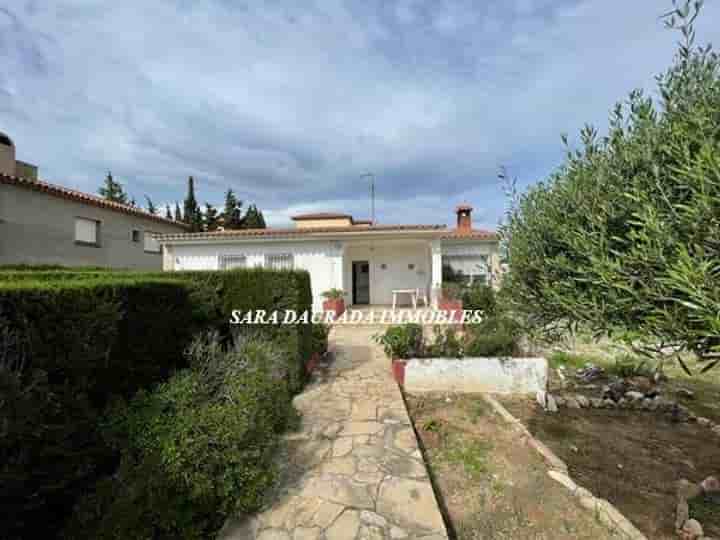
157 223 446 241
0 172 189 229
441 228 498 240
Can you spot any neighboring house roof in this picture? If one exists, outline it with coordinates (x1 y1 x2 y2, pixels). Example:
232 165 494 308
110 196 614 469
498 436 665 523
442 228 499 240
291 212 353 220
0 172 188 229
157 224 447 242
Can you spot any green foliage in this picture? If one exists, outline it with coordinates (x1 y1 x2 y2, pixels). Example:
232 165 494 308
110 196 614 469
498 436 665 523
503 2 720 371
464 316 521 357
547 351 599 370
321 288 345 299
203 202 220 231
312 322 330 355
0 267 313 538
426 326 463 358
462 283 497 317
374 324 423 359
242 203 267 229
66 333 294 539
98 171 129 204
144 195 157 214
222 189 243 229
441 282 462 301
606 354 652 378
183 176 203 232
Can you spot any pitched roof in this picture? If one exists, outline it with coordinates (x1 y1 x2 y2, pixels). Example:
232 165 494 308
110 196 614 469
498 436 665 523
0 172 188 229
291 212 353 220
441 228 498 240
157 223 445 241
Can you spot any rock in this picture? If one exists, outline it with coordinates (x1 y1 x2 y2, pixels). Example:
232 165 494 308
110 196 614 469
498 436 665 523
625 391 645 401
677 479 703 501
677 388 695 399
602 399 616 409
546 394 558 413
627 376 653 393
554 396 566 407
653 371 668 383
536 391 547 408
566 397 581 409
680 518 703 539
713 425 720 436
576 395 590 408
617 397 628 408
697 417 711 427
589 398 603 408
576 364 605 382
701 476 720 494
641 398 655 411
676 499 689 531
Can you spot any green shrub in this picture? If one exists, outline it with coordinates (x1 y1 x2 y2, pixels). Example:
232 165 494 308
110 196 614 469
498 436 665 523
312 322 330 355
547 351 598 370
462 283 497 317
425 326 463 358
503 3 720 372
464 316 521 357
374 324 423 359
607 354 652 378
67 333 293 539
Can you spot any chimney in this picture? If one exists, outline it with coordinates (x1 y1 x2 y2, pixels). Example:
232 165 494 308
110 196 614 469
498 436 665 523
455 204 473 233
0 132 16 176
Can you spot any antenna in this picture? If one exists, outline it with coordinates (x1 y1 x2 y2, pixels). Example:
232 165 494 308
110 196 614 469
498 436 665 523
360 172 375 224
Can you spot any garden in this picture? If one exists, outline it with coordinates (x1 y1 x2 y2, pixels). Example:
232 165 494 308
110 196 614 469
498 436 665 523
380 2 720 538
0 265 324 540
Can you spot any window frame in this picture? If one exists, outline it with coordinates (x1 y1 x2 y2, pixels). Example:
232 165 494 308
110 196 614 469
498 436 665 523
265 253 294 270
143 231 161 254
219 254 247 270
74 217 101 247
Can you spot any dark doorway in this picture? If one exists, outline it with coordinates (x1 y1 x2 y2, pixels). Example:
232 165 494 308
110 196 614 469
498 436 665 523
352 261 370 305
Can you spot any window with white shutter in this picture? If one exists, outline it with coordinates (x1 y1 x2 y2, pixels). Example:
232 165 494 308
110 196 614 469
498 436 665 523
74 218 99 245
265 253 294 270
219 254 247 270
144 232 160 253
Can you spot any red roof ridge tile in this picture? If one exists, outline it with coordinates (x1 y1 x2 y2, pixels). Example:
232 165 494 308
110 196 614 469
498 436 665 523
0 172 189 229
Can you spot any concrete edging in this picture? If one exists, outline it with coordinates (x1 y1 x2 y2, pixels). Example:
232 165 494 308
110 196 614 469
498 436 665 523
481 394 648 540
402 357 548 395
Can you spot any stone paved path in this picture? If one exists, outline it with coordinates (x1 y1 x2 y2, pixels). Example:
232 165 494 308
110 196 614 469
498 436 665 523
219 325 449 540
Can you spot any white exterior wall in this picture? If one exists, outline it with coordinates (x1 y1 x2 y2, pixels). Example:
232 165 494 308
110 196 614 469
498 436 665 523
343 243 431 306
169 241 341 311
163 235 501 310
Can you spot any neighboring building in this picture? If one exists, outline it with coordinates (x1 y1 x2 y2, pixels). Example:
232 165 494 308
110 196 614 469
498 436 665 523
157 205 500 311
0 132 187 269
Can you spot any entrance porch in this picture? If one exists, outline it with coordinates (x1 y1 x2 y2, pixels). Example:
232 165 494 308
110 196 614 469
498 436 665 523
337 239 443 309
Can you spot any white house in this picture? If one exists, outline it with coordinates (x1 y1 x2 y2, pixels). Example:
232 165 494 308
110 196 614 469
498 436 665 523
156 205 500 311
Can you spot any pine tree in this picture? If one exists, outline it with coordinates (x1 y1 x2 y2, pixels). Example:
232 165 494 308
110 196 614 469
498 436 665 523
165 204 173 220
204 202 220 231
145 196 157 214
242 204 267 229
183 176 202 232
174 202 182 222
98 171 129 204
222 189 243 229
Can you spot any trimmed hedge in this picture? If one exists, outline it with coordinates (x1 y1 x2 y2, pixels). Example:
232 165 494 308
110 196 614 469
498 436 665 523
0 268 313 539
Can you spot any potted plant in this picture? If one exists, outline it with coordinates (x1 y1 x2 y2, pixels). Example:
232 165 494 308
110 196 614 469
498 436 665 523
373 324 423 385
438 283 463 322
321 288 346 318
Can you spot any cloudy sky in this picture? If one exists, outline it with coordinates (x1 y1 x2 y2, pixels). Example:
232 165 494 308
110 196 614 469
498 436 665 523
2 1 719 228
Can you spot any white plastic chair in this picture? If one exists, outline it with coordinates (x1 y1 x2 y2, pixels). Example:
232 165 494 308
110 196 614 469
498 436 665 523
415 287 428 307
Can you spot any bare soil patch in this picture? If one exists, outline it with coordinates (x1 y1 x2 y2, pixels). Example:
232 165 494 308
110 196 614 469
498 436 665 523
405 393 620 540
500 396 720 540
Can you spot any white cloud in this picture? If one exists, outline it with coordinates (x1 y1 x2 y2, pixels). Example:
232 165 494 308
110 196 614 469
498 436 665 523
1 0 719 228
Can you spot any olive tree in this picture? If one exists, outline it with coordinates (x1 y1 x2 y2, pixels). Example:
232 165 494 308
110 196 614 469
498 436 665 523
504 0 720 373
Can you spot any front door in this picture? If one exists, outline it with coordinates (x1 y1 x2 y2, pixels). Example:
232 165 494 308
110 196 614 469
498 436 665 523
352 261 370 305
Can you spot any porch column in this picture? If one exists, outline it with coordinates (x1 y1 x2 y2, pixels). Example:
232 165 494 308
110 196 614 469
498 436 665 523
430 239 442 308
333 241 346 298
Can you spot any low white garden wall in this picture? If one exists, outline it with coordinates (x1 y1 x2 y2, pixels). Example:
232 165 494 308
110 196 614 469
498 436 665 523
403 357 548 394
